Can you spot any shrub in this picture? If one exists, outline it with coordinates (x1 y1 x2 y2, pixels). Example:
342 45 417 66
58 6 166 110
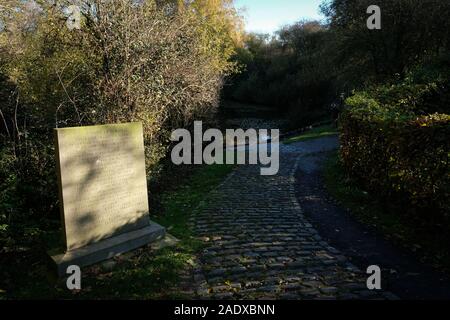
0 0 242 250
339 85 450 221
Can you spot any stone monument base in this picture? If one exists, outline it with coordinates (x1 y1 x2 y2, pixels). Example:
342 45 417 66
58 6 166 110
50 222 166 277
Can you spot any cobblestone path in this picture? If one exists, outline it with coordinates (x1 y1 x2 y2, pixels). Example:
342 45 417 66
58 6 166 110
189 137 395 300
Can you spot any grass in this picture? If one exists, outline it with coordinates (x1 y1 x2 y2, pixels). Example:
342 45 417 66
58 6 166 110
3 163 234 299
283 124 338 144
324 151 450 273
154 164 233 241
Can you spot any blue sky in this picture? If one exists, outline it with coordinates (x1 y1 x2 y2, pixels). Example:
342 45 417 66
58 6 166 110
234 0 325 34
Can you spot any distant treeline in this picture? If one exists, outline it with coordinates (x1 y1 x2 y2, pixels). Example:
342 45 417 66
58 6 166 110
225 0 450 127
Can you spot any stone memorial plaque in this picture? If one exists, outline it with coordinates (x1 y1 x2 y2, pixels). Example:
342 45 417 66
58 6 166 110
51 123 165 276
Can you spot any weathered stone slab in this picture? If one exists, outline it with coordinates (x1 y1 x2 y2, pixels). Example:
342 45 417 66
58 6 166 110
50 123 165 276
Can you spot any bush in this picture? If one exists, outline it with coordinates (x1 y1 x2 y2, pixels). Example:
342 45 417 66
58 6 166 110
0 0 242 251
339 84 450 221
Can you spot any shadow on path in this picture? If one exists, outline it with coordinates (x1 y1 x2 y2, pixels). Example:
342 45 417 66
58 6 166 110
294 136 450 300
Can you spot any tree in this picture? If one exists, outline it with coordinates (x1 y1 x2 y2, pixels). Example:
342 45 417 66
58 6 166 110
226 21 336 126
1 0 244 168
0 0 244 249
321 0 450 84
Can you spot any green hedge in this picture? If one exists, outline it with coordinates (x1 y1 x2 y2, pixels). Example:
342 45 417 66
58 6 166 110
339 88 450 220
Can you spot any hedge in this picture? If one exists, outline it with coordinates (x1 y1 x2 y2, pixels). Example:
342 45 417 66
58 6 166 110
339 89 450 220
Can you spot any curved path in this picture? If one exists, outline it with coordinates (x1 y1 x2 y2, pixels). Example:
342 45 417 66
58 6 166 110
294 139 450 300
189 137 395 299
